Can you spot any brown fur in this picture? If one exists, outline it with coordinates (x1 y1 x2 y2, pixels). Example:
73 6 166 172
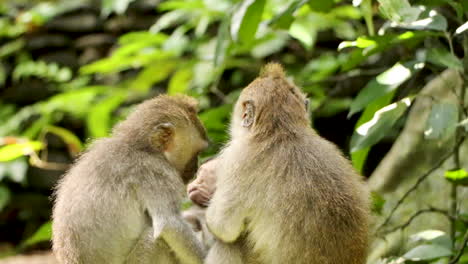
205 63 370 264
52 95 207 264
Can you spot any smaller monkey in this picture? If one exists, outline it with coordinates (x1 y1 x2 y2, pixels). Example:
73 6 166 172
52 95 208 264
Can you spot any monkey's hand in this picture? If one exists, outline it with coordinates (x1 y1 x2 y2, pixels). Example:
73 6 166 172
159 215 207 264
187 159 217 207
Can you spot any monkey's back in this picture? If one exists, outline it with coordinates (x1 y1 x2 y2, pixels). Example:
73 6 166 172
52 139 179 264
232 133 370 264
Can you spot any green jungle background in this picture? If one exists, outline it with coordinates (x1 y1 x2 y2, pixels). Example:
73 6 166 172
0 0 467 263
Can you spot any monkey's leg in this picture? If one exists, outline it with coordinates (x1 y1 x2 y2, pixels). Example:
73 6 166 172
125 228 178 264
205 240 243 264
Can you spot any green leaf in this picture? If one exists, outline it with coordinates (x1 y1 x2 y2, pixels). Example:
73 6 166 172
351 98 411 152
308 0 335 12
424 103 458 140
349 61 423 116
231 0 266 44
351 92 395 172
371 191 386 215
45 126 83 155
87 92 127 138
403 244 452 261
0 185 11 212
378 0 422 23
0 157 28 183
214 16 231 67
168 68 193 95
150 10 187 33
289 19 317 50
427 47 464 71
130 61 177 93
41 87 102 118
444 169 468 186
21 221 52 248
270 0 308 29
0 142 43 162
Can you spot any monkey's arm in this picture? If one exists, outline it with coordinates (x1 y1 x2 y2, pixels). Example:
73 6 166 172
205 193 246 243
156 214 206 264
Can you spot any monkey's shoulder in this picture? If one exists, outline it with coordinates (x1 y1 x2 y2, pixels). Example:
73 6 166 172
67 138 171 182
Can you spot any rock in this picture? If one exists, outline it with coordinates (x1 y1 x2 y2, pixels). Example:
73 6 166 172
45 12 101 33
38 49 78 69
25 34 70 51
75 33 115 49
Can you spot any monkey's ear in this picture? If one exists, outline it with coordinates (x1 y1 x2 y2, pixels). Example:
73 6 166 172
241 100 255 128
150 123 175 150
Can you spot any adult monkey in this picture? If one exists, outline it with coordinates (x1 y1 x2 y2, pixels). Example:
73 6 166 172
53 95 208 264
190 63 370 264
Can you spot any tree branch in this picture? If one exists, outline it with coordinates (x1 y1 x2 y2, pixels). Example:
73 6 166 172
376 136 466 232
449 230 468 264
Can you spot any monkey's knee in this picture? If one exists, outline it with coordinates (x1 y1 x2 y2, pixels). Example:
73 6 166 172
205 241 243 264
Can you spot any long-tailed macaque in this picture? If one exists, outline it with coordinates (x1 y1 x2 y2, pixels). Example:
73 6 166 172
52 95 208 264
190 63 371 264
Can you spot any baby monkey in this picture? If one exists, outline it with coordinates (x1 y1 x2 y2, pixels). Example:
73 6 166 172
52 95 208 264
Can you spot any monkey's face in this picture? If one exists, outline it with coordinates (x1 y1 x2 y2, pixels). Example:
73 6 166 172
163 118 208 183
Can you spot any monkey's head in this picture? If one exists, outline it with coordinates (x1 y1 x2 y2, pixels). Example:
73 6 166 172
231 63 310 140
113 95 209 183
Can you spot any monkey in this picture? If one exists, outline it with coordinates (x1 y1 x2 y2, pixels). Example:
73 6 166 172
197 63 371 264
52 95 208 264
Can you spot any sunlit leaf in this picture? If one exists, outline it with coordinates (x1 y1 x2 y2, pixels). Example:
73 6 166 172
289 20 317 49
87 92 127 138
424 103 458 140
0 185 10 212
444 169 468 186
44 126 83 155
427 47 463 71
455 21 468 35
0 142 43 162
351 92 395 172
231 0 266 43
150 10 187 33
168 68 193 95
410 230 452 250
349 61 423 116
401 13 447 31
21 221 52 248
351 98 411 152
403 244 452 261
102 0 136 16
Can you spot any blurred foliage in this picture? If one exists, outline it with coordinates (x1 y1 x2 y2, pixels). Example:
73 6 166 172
0 0 467 262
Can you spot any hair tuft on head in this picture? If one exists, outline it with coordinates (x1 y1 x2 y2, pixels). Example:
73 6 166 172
260 62 285 78
173 94 199 113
